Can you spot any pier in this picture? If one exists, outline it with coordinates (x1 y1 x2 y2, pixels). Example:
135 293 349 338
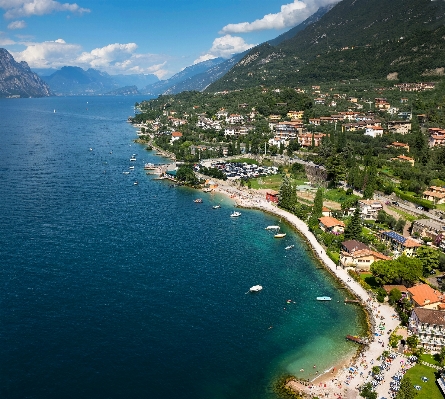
346 335 366 345
344 298 361 304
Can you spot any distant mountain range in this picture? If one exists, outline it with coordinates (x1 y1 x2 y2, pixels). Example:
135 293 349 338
0 48 51 98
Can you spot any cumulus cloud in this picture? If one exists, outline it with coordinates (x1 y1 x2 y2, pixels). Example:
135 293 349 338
194 34 256 64
0 0 90 19
11 39 169 78
220 0 340 34
8 20 26 29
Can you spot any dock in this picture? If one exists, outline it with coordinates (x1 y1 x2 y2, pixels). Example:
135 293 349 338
344 298 361 304
346 335 366 345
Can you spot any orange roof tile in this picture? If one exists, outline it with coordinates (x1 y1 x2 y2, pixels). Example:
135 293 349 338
319 216 345 228
407 284 444 307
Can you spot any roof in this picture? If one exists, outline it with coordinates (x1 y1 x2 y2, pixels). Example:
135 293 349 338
381 231 421 248
383 285 408 294
172 131 182 137
413 307 445 326
343 249 391 261
342 240 369 253
408 284 444 307
319 216 345 228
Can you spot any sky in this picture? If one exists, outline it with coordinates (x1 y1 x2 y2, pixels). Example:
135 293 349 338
0 0 340 79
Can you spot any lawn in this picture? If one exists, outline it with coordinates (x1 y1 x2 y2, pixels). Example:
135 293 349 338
402 364 443 399
420 353 441 367
360 273 380 290
324 188 359 205
250 174 283 190
387 206 423 222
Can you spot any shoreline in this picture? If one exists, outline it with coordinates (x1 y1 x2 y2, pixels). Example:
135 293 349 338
211 180 401 398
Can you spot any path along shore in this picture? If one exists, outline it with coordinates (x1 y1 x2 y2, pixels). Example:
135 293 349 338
213 181 401 399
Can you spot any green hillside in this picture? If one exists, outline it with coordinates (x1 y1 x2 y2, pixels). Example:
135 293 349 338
207 0 445 91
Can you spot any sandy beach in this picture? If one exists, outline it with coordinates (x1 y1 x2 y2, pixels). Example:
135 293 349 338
212 180 401 399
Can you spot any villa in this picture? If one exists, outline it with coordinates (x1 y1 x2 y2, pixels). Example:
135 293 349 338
379 231 421 257
409 307 445 352
407 284 445 309
318 216 345 234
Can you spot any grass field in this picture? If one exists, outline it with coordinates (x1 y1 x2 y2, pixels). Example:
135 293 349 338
403 364 443 399
387 206 422 222
420 353 441 367
249 175 283 190
324 188 359 205
360 273 380 290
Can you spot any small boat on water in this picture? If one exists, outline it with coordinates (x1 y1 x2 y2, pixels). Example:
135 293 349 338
134 181 138 185
212 205 221 209
249 285 262 292
144 163 156 170
265 225 280 230
285 245 295 250
230 211 241 217
194 198 203 203
316 296 332 301
274 233 286 238
129 166 135 170
130 157 136 161
122 171 130 174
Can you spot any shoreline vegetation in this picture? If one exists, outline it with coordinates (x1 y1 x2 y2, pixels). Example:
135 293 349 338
134 137 400 398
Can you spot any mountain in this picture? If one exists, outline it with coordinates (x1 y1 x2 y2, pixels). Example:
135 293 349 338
41 66 158 95
207 0 445 91
105 85 140 96
0 48 52 98
163 52 248 94
141 57 225 95
267 4 334 47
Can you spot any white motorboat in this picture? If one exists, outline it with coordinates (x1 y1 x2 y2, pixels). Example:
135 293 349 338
249 285 262 292
212 205 221 209
274 233 286 238
265 225 280 230
230 211 241 217
129 166 135 170
316 296 332 301
285 245 295 250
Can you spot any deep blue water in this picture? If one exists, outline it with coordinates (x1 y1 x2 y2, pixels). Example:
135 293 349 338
0 96 365 399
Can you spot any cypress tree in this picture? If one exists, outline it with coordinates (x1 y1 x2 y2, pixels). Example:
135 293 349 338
344 207 362 240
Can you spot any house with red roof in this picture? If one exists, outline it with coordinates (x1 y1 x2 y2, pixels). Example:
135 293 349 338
318 216 345 234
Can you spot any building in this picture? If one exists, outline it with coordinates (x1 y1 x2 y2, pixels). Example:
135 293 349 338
340 248 391 271
318 217 345 234
379 231 421 257
391 155 415 166
409 307 445 351
266 191 279 203
429 134 445 148
358 200 383 220
387 121 412 135
297 133 326 147
170 131 183 143
341 240 370 254
387 142 410 152
423 186 445 205
364 125 384 138
407 284 445 309
411 218 445 242
287 110 304 120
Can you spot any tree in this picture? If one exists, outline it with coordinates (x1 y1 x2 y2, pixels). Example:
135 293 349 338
308 188 323 230
388 288 402 305
394 218 406 233
360 382 377 399
396 377 417 399
439 346 445 366
344 207 362 240
406 335 419 350
278 175 297 212
416 246 440 276
176 164 199 186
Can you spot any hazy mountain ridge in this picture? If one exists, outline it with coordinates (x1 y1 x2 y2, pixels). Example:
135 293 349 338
141 57 225 95
0 48 52 98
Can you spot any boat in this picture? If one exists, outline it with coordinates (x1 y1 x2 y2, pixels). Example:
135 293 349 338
212 205 221 209
249 285 262 292
134 181 138 185
194 198 203 203
265 225 280 230
285 245 295 250
122 171 130 174
274 233 286 238
230 211 241 217
129 166 135 170
144 163 156 170
130 157 136 161
316 296 332 301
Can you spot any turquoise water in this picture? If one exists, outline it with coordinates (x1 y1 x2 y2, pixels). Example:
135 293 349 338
0 96 365 399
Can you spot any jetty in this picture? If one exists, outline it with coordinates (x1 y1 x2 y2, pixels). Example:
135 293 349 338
346 335 366 345
344 298 361 304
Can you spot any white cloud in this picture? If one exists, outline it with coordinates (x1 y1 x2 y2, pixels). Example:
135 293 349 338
0 0 90 19
7 20 26 29
194 34 256 64
11 39 169 78
220 0 340 34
